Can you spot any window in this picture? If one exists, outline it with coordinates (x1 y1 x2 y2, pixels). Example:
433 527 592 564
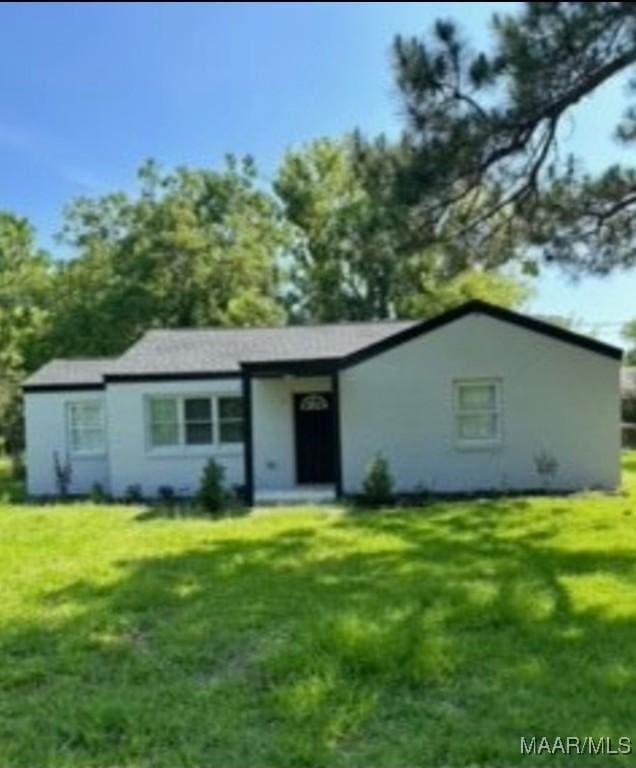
454 380 501 445
218 397 244 443
184 398 213 445
149 398 179 447
147 395 243 450
67 400 106 455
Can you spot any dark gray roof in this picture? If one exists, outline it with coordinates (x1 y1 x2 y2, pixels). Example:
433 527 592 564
23 358 115 389
111 321 416 378
622 367 636 395
23 301 623 391
23 321 415 388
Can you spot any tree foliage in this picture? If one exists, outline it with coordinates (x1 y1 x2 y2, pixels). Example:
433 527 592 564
276 138 528 322
48 157 289 358
0 212 52 457
623 318 636 365
388 2 636 274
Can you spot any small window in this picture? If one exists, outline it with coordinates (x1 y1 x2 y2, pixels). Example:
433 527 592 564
184 397 213 445
67 400 106 455
149 397 179 447
218 397 243 443
454 380 501 445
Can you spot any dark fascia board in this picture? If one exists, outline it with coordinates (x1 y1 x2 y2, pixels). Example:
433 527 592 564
23 382 105 394
340 300 623 369
241 357 341 377
103 370 240 384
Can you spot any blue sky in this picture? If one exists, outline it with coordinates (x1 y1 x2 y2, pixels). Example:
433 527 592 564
0 2 634 343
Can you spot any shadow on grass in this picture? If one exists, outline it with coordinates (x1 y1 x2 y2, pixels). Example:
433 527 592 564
2 493 636 767
133 502 250 522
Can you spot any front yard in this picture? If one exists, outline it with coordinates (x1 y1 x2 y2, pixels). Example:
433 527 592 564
1 456 635 767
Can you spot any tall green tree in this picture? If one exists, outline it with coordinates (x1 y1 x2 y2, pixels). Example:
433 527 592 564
49 156 289 357
0 212 52 460
275 137 529 322
386 2 636 274
623 318 636 365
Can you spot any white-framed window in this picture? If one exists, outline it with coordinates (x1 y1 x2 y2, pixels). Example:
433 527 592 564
453 379 502 447
218 397 244 444
67 400 106 456
146 395 243 450
184 398 214 445
148 397 180 447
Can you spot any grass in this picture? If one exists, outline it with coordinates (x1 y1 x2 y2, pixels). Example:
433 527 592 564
1 455 636 767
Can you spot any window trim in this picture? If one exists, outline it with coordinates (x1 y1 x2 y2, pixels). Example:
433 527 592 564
453 378 502 450
66 399 107 458
145 393 244 455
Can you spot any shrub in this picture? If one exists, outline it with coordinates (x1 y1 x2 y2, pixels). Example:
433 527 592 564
124 483 144 504
53 451 72 498
362 454 394 507
534 450 559 488
11 454 25 481
90 483 109 504
197 458 226 514
158 485 176 504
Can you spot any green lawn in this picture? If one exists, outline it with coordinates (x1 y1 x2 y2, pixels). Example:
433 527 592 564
1 456 636 767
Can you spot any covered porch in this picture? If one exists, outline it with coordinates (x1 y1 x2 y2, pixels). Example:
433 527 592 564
241 359 342 505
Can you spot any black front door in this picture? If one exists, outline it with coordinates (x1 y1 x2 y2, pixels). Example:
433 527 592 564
294 392 335 484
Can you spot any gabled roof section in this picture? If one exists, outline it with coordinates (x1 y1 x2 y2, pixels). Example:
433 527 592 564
22 301 621 391
22 358 114 392
340 300 623 368
104 320 415 382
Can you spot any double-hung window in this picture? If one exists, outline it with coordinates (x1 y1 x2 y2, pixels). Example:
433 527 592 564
147 395 243 450
218 397 243 444
67 400 106 455
454 379 501 446
148 398 180 447
184 398 214 445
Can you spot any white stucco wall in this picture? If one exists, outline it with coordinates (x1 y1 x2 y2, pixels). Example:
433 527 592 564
252 376 332 491
24 390 110 496
106 378 244 498
340 314 621 493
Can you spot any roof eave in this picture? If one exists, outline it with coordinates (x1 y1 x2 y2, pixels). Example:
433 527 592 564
241 357 341 377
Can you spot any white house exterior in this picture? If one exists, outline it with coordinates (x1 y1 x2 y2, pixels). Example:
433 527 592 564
23 301 623 502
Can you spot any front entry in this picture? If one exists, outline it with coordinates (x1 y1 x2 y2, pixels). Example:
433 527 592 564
294 392 335 484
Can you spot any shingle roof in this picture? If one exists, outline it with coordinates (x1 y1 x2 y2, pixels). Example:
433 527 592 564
23 301 624 391
23 321 415 388
23 358 115 390
622 367 636 395
110 321 416 379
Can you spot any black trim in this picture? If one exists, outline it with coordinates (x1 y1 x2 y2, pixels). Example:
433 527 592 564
104 370 239 384
331 372 343 497
340 300 623 368
23 383 105 393
241 357 340 377
242 370 254 506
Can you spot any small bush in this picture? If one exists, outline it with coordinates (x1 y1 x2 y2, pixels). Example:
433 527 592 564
11 454 25 481
53 451 72 498
157 485 176 504
90 483 109 504
534 449 559 488
197 458 226 514
361 454 394 507
124 484 144 504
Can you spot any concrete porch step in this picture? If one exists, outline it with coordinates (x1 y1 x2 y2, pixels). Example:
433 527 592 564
254 485 336 506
